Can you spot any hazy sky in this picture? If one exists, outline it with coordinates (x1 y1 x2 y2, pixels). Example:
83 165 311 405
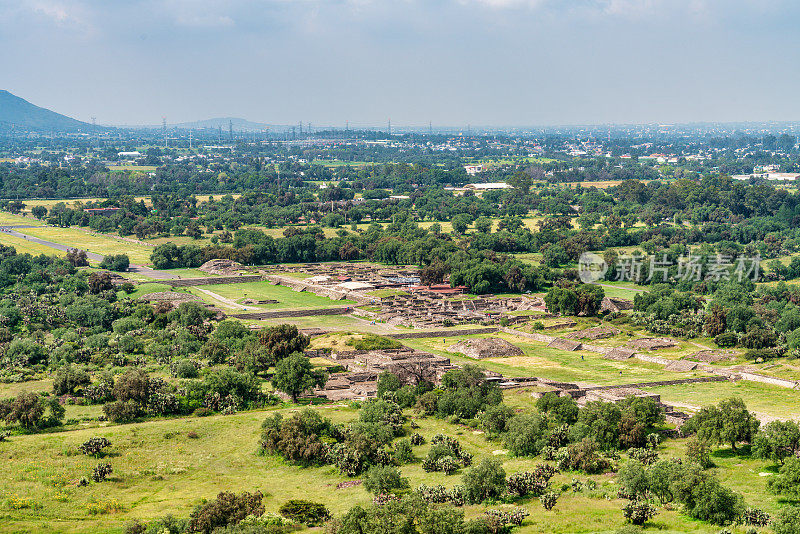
2 0 800 127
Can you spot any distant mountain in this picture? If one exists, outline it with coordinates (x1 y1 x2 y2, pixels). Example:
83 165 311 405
0 90 94 132
173 117 274 132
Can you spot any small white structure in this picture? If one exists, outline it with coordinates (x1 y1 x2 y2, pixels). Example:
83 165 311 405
465 182 513 191
337 281 375 291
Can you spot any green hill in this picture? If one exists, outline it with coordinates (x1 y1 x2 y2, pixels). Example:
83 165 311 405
0 90 93 132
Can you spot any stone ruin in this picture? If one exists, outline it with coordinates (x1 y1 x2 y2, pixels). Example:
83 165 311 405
628 337 677 350
199 259 246 275
374 293 542 329
314 348 461 401
563 326 621 340
600 297 634 313
447 338 524 359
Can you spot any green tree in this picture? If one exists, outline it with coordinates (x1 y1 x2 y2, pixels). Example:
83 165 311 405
462 458 506 504
362 465 409 495
271 354 327 402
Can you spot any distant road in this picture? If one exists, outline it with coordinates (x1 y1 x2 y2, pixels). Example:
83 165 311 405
0 226 176 280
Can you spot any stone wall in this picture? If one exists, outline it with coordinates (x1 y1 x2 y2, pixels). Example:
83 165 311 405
388 327 498 339
738 372 799 389
229 307 351 320
164 275 263 287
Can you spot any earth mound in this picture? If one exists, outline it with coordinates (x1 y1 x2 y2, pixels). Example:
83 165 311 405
199 259 243 275
448 337 524 359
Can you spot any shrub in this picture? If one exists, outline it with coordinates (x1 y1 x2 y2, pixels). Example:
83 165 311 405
540 491 558 511
740 507 770 527
278 499 330 526
628 447 658 465
622 500 657 525
103 400 142 423
79 437 111 456
463 458 506 504
503 413 548 457
410 433 425 446
363 465 409 495
188 491 265 533
91 462 113 482
480 404 515 436
507 465 555 497
436 456 461 475
556 439 610 474
714 332 738 348
53 365 91 395
773 505 800 534
394 439 414 464
173 359 200 379
346 334 401 351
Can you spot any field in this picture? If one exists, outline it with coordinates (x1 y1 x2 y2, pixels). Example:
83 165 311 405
15 227 154 264
0 232 66 256
403 332 712 386
645 380 800 420
189 281 356 309
0 397 786 534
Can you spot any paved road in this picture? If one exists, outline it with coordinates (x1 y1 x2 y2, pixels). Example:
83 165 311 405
0 227 176 280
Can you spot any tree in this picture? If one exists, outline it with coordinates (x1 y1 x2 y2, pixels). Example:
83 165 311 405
113 369 150 405
52 364 91 395
362 465 409 495
462 458 506 504
271 354 327 402
99 254 130 272
66 248 89 267
753 420 800 465
258 324 310 362
536 392 578 426
688 397 759 452
503 413 548 456
87 272 114 294
618 460 648 499
31 206 47 220
768 457 800 498
474 217 493 233
451 214 471 235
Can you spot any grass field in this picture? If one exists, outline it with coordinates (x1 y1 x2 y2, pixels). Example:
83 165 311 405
644 380 800 420
0 400 786 534
403 332 713 386
16 227 153 264
189 281 356 309
0 212 45 226
0 233 66 256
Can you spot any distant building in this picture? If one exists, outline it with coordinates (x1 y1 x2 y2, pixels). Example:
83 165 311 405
464 182 513 191
117 151 141 157
464 165 483 175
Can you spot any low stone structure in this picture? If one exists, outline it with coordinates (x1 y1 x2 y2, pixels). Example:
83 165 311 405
563 326 620 340
448 338 524 359
629 337 677 350
139 291 199 302
547 338 582 351
603 347 637 360
199 259 245 275
600 297 634 313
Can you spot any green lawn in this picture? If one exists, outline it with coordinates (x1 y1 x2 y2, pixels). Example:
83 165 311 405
0 402 782 534
18 227 153 265
645 380 800 419
0 233 66 257
190 281 355 309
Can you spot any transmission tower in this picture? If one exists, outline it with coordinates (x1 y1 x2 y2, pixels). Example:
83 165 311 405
162 117 167 148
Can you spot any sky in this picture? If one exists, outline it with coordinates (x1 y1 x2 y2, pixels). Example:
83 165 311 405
1 0 800 127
